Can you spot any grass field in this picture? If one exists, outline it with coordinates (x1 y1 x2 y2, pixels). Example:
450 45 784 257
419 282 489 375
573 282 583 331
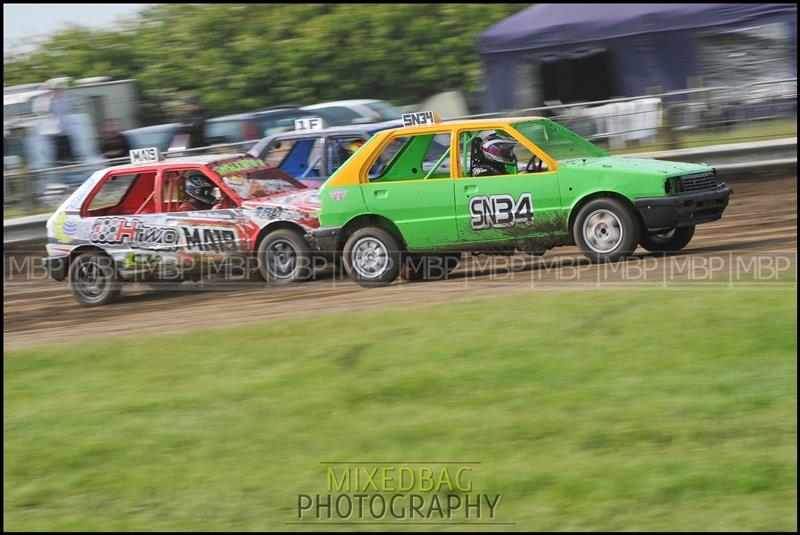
611 118 797 154
4 289 797 531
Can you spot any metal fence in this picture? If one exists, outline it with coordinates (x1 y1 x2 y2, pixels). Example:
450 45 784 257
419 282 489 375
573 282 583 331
4 78 797 217
452 77 797 152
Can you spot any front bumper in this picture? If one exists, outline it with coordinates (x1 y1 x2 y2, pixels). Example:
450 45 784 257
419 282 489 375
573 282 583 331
307 226 343 253
43 254 69 281
634 185 732 229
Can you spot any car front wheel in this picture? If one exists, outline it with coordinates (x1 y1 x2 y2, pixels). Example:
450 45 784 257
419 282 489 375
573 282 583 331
69 252 122 307
257 229 314 284
573 198 641 262
343 227 402 287
640 225 695 252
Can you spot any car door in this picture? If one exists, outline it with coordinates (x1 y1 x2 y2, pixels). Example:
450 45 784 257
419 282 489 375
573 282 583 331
453 128 563 244
158 166 250 267
362 131 458 249
81 169 166 252
81 169 169 270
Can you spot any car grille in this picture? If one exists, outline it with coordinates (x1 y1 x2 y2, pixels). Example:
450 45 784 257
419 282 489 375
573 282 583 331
677 171 718 193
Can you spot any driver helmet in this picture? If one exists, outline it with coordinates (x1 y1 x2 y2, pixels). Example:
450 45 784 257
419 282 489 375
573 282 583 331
184 174 216 205
480 133 519 167
343 139 365 156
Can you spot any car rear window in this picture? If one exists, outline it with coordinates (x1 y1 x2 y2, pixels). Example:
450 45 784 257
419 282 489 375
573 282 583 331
87 174 138 210
212 156 305 200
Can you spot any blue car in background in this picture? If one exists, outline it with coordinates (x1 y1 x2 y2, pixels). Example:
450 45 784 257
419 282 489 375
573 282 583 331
246 121 400 187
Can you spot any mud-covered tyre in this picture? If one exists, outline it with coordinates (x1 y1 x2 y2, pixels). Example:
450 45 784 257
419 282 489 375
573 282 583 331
257 229 314 284
640 225 695 252
573 197 641 262
69 252 122 307
400 253 461 282
342 227 402 287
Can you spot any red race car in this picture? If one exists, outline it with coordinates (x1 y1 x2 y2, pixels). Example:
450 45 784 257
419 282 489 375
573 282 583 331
45 149 322 306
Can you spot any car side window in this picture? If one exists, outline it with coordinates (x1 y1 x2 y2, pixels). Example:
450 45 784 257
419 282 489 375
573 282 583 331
368 132 452 182
85 172 158 216
367 136 408 180
459 129 545 177
261 138 323 179
89 174 137 210
160 169 233 213
161 171 184 212
328 136 366 174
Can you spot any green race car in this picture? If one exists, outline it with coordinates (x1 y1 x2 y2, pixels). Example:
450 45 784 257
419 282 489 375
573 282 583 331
309 113 732 287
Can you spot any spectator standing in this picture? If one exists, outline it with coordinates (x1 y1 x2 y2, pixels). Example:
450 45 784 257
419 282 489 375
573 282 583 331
99 119 132 159
178 95 208 149
34 79 75 164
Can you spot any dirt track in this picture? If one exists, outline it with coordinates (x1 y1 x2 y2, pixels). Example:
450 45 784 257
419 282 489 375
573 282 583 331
4 174 797 349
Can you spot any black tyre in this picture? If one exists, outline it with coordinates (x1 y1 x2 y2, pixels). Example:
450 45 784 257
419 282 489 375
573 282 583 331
573 197 641 262
400 253 461 282
342 227 402 287
69 252 122 307
257 229 314 284
640 225 695 252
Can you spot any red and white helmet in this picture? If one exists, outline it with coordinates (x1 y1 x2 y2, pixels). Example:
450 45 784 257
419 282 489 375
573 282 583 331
480 134 519 167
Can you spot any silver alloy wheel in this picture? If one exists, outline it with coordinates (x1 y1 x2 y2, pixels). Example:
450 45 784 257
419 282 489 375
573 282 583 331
351 236 389 279
266 239 297 279
74 258 107 300
582 209 624 253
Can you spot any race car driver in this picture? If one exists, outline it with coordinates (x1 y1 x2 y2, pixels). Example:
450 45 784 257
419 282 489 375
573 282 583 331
178 174 217 212
335 139 366 167
470 133 519 177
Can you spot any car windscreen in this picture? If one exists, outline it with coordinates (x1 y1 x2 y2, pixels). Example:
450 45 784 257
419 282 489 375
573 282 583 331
212 156 306 200
512 119 607 161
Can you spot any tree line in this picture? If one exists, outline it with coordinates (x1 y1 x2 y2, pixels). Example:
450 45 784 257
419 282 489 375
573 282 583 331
4 4 528 125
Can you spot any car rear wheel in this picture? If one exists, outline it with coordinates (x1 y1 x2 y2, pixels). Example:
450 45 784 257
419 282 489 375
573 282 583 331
573 198 641 262
640 225 695 252
69 252 122 307
257 229 314 284
343 227 402 287
400 253 461 282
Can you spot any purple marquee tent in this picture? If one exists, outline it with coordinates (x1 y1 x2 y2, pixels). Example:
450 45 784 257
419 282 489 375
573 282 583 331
478 3 797 112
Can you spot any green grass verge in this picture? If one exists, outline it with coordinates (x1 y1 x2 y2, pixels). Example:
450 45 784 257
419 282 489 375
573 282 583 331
677 118 797 149
610 118 797 154
4 289 797 531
